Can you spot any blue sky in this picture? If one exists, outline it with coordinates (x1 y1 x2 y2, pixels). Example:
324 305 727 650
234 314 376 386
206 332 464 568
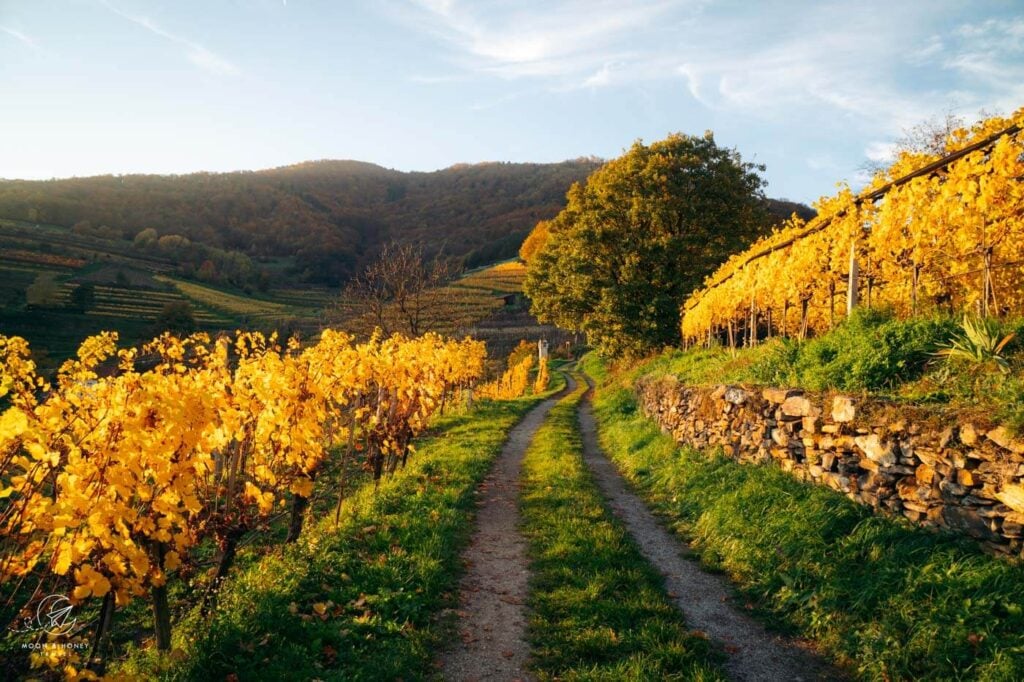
1 1 1022 203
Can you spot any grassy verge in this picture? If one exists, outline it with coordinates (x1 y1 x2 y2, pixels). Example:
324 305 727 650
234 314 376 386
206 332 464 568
637 310 1024 429
582 354 1024 681
520 378 725 681
116 393 547 681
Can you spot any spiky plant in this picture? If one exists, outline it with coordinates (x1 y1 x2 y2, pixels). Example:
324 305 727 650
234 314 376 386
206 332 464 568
934 315 1016 374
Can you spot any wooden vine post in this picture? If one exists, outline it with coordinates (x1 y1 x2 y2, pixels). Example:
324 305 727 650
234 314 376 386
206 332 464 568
847 242 859 316
828 280 836 328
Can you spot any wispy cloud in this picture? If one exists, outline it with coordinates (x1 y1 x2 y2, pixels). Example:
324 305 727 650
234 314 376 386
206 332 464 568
1 25 39 50
392 0 697 84
385 0 1023 150
581 63 613 89
864 141 898 164
100 0 240 76
0 25 54 56
941 17 1024 114
185 45 239 77
676 63 709 107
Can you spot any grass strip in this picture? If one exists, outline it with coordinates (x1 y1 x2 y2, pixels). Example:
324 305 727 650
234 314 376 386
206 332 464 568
116 394 546 681
582 354 1024 682
520 378 726 681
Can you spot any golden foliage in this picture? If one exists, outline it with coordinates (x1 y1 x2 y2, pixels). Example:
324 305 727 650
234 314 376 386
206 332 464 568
682 108 1024 342
534 357 550 394
0 326 487 667
519 219 552 263
478 352 535 400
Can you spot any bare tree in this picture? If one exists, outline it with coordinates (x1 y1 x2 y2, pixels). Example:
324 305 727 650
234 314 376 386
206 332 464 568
861 109 968 175
329 243 456 337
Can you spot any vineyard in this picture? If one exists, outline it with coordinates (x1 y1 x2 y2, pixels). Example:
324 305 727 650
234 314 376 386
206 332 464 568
3 104 1023 682
682 108 1024 344
0 328 501 677
334 259 530 339
0 219 332 367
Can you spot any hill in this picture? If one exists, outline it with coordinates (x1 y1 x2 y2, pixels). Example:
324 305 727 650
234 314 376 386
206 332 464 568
0 241 540 373
0 156 811 369
0 159 601 287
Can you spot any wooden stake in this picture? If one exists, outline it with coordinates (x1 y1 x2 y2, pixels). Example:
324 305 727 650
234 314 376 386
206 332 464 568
847 242 859 316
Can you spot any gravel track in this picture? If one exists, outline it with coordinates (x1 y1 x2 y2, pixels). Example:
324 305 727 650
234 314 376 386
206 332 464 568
439 377 575 682
577 375 843 682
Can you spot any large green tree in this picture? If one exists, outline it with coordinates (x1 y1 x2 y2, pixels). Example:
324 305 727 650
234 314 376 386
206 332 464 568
524 132 770 357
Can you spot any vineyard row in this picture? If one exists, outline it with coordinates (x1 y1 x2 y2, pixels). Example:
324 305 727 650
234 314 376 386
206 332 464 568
0 328 495 676
682 108 1024 343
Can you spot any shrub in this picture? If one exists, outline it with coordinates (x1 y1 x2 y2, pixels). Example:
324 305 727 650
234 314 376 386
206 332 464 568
748 310 957 392
934 315 1016 375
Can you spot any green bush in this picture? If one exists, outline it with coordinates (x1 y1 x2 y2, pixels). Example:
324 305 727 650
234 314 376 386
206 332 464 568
749 310 957 392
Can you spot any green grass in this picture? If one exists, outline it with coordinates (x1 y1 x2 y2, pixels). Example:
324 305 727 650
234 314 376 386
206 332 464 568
115 394 546 681
640 310 962 393
582 354 1024 681
639 308 1024 431
158 276 308 321
520 378 725 681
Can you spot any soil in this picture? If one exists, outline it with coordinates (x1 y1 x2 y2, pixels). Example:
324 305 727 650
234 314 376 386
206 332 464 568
438 377 575 681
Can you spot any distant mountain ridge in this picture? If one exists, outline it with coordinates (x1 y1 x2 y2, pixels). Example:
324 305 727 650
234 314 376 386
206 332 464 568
0 159 602 286
0 158 812 287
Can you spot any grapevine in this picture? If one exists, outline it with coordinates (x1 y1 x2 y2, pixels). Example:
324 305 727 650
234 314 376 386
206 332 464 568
0 327 487 676
681 107 1024 343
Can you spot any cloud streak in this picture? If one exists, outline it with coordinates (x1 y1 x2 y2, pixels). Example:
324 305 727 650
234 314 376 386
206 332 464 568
387 1 1023 151
100 1 240 76
393 0 694 82
0 25 55 57
1 25 39 50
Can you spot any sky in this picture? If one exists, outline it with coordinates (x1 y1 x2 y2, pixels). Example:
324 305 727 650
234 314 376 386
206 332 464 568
1 0 1022 203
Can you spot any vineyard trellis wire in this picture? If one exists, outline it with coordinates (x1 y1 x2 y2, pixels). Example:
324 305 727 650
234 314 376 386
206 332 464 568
681 107 1024 346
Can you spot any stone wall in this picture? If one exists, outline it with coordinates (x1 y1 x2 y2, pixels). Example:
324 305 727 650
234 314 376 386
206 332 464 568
636 375 1024 558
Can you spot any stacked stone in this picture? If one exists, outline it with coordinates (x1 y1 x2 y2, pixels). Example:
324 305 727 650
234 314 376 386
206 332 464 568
637 375 1024 559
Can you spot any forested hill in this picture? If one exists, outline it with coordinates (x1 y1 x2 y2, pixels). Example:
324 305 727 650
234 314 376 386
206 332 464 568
0 159 601 285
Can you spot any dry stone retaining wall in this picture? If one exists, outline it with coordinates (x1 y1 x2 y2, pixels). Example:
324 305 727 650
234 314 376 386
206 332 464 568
636 375 1024 558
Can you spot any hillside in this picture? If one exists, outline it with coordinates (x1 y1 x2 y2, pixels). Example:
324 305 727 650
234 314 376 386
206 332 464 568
0 241 541 372
0 159 601 286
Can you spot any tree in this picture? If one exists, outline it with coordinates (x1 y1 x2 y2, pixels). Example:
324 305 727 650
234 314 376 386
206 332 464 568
25 273 61 307
197 259 219 282
68 282 96 312
154 302 197 334
524 132 770 357
861 110 968 175
332 242 455 337
133 228 158 248
519 219 553 263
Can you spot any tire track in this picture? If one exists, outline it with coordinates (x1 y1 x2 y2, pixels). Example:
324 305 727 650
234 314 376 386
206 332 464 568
439 376 575 682
576 374 842 682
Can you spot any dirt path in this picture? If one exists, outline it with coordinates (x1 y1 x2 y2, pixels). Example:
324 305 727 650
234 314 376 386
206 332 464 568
439 376 574 682
576 377 842 682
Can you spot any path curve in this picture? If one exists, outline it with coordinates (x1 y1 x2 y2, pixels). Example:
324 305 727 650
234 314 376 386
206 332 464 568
439 375 575 682
577 375 842 682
